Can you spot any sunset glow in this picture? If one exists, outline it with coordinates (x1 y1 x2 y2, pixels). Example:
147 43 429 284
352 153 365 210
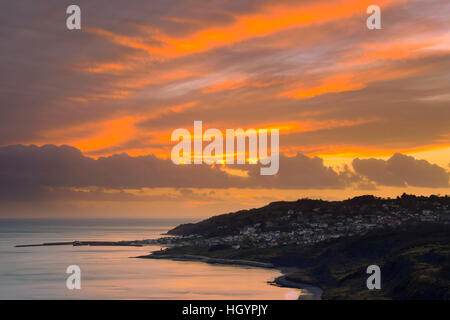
0 0 448 217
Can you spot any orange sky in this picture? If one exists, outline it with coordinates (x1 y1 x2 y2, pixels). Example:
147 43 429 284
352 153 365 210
36 0 448 165
0 0 448 217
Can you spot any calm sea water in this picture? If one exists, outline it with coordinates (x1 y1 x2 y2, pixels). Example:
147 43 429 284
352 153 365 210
0 219 306 300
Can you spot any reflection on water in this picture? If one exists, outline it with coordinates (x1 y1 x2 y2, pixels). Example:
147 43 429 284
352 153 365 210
0 219 304 299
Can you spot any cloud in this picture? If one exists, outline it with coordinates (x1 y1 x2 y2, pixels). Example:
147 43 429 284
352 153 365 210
0 144 360 201
246 153 350 189
0 0 449 185
3 144 447 204
353 153 450 188
1 0 449 155
0 144 236 191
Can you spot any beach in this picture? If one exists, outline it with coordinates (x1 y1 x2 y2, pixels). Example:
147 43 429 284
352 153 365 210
138 252 322 300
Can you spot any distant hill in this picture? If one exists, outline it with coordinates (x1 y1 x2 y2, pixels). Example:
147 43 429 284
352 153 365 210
168 194 450 237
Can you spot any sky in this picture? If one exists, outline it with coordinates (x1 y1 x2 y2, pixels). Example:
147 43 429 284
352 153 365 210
0 0 449 218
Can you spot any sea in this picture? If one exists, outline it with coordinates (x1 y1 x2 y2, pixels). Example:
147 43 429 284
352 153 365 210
0 218 318 300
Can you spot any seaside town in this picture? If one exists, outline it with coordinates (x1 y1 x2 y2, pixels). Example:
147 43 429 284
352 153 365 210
145 196 450 250
16 196 450 251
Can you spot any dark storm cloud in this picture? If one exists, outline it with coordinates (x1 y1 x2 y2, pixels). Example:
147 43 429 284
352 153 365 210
0 144 352 201
246 154 348 189
0 145 448 202
353 153 450 188
0 144 237 190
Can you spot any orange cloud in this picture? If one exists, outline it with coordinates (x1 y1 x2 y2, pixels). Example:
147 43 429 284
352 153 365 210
310 144 450 169
154 0 402 57
143 101 198 121
88 28 159 56
38 101 199 157
280 56 432 100
115 69 197 90
68 89 131 103
357 33 450 64
281 74 364 99
91 0 403 58
79 62 132 74
65 116 138 153
202 76 247 93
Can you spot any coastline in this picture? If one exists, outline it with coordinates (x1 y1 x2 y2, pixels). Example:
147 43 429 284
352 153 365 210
14 238 324 299
272 274 323 300
136 252 323 300
137 253 275 268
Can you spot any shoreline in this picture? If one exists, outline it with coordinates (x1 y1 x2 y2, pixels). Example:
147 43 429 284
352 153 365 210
272 274 323 300
14 239 323 299
136 252 323 300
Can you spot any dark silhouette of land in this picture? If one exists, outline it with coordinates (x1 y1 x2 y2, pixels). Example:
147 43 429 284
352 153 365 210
143 194 450 299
